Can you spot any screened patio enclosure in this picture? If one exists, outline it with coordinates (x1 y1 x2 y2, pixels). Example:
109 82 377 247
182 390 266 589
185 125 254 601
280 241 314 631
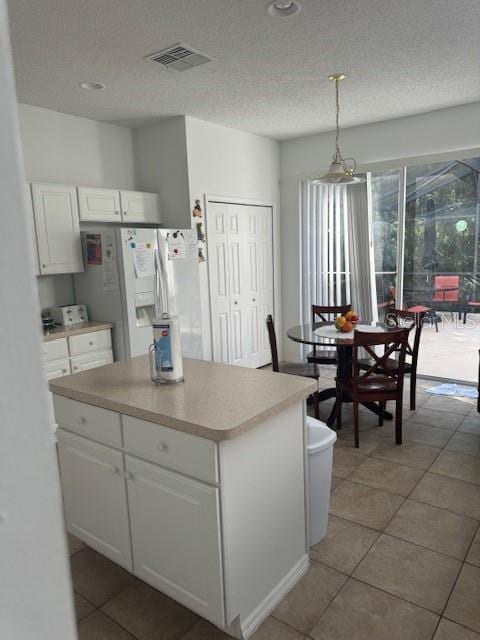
301 155 480 383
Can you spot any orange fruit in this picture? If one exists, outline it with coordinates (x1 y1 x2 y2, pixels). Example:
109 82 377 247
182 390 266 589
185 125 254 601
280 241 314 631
342 321 353 332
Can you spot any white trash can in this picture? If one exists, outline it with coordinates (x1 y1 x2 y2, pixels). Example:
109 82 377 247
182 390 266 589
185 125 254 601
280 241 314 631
307 416 337 546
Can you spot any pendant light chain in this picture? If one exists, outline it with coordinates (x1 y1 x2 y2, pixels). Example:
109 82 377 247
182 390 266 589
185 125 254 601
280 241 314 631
334 76 341 162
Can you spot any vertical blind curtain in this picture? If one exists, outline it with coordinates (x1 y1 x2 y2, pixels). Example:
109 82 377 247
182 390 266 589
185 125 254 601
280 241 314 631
300 181 350 328
301 179 377 336
346 179 378 323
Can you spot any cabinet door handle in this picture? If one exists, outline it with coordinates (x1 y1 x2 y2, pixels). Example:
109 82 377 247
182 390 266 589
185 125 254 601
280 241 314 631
124 471 135 481
62 368 67 374
234 301 238 305
123 211 127 216
79 416 87 424
42 263 47 268
88 341 94 346
115 210 120 215
110 465 121 475
157 441 169 453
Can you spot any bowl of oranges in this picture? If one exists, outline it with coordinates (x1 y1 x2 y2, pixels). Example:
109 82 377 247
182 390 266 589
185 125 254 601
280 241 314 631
334 310 359 333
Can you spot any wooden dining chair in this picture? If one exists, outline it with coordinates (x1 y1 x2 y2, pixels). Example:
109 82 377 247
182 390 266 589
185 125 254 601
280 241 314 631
336 328 410 448
358 308 425 410
307 304 351 366
266 315 320 419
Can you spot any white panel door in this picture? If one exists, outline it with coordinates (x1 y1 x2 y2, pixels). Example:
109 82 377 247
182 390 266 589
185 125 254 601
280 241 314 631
120 190 162 224
78 187 121 222
31 183 83 274
227 206 249 367
257 207 274 366
206 202 230 364
244 207 261 368
208 201 274 368
125 455 224 626
57 430 132 570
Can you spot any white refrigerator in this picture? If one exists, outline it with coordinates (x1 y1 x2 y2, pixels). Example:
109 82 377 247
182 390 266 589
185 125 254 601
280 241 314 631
74 226 203 361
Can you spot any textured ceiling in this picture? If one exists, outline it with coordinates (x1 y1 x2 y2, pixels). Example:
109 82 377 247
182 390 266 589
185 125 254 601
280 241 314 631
7 0 480 140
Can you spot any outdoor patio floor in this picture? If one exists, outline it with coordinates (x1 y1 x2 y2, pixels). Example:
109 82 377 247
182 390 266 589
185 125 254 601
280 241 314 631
417 313 480 384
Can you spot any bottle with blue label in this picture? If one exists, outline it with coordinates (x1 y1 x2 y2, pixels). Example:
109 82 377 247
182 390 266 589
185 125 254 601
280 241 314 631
150 313 184 383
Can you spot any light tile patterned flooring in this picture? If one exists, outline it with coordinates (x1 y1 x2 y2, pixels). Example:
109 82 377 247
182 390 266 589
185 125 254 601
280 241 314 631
70 369 480 640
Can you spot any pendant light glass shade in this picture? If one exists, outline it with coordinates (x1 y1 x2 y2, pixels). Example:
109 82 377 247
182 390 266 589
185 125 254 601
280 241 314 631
313 74 365 185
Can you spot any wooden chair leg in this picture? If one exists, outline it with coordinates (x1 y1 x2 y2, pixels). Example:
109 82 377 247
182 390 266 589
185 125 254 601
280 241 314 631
313 391 320 420
378 401 385 426
353 399 359 448
395 399 403 445
410 372 416 411
335 383 342 430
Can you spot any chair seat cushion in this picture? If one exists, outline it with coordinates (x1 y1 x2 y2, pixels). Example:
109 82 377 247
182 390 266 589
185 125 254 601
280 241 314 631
279 361 319 379
407 305 430 313
306 349 337 364
341 374 398 393
358 357 412 373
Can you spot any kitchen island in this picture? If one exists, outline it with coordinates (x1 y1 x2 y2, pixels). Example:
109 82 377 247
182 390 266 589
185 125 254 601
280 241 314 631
50 356 315 639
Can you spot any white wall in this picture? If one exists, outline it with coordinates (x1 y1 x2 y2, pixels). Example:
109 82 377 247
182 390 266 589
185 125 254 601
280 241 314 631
0 3 77 637
280 102 480 359
17 103 137 310
185 116 281 361
133 116 191 228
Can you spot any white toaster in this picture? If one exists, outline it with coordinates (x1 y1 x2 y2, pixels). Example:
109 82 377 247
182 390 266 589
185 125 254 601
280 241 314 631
51 304 88 327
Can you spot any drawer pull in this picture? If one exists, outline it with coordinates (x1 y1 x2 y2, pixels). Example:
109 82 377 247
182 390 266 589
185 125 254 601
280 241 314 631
157 441 169 453
88 341 94 346
79 417 87 424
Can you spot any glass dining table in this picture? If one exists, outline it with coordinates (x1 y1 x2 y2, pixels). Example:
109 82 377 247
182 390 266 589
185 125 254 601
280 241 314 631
287 321 396 428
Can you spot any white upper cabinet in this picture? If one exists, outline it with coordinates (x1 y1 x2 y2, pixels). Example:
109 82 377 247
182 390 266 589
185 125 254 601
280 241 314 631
120 190 162 224
78 187 121 223
31 183 83 274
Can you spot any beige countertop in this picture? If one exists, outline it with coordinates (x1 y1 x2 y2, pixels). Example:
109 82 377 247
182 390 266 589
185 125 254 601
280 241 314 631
43 321 114 342
50 356 316 441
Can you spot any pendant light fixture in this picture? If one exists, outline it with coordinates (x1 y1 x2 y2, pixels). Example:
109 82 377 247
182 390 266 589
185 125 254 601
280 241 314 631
313 74 364 184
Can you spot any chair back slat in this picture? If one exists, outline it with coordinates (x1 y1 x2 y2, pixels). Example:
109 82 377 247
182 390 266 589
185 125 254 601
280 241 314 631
352 329 410 385
312 304 351 324
384 308 425 365
266 315 279 372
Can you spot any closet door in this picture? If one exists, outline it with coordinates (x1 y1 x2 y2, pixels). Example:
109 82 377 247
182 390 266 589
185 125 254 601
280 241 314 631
257 207 274 366
208 202 231 364
244 207 261 368
226 205 250 367
207 202 274 368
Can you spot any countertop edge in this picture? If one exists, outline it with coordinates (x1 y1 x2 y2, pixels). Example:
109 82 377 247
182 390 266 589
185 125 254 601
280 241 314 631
49 380 316 442
43 321 114 342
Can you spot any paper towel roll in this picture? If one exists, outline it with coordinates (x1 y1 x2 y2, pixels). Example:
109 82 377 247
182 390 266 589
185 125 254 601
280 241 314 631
152 314 184 383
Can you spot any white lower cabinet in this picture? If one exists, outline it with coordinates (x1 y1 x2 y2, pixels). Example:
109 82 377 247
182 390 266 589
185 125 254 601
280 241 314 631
70 349 113 373
125 455 224 626
57 430 132 570
45 357 71 380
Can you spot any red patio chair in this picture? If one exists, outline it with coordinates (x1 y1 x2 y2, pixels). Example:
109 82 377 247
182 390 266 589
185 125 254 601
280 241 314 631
432 275 460 320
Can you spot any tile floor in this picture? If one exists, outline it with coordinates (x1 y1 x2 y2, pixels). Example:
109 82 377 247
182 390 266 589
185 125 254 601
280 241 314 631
69 372 480 640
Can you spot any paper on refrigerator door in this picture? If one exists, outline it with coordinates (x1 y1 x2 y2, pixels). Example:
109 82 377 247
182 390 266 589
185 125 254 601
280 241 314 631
102 232 119 291
132 242 155 277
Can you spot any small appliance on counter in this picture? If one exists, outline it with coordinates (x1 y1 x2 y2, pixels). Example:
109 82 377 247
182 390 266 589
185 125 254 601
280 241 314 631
50 304 88 327
41 311 56 335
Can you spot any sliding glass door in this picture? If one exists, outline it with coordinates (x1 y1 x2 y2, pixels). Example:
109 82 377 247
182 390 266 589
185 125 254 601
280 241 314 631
371 156 480 382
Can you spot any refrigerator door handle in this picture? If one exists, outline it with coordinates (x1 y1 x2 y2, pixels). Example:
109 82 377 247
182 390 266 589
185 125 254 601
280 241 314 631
154 247 169 316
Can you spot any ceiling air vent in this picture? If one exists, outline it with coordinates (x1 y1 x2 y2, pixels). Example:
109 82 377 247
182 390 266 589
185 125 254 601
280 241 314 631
145 44 212 72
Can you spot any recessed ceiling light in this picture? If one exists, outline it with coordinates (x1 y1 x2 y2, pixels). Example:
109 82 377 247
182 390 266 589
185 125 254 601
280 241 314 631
78 81 105 90
268 1 302 17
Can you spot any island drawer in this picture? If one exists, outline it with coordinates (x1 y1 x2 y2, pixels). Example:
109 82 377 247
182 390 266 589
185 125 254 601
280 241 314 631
68 329 112 356
43 337 69 362
122 415 218 484
53 395 122 448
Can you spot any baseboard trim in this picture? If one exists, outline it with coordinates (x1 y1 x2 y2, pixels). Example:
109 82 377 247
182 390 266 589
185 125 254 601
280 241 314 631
239 554 310 639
